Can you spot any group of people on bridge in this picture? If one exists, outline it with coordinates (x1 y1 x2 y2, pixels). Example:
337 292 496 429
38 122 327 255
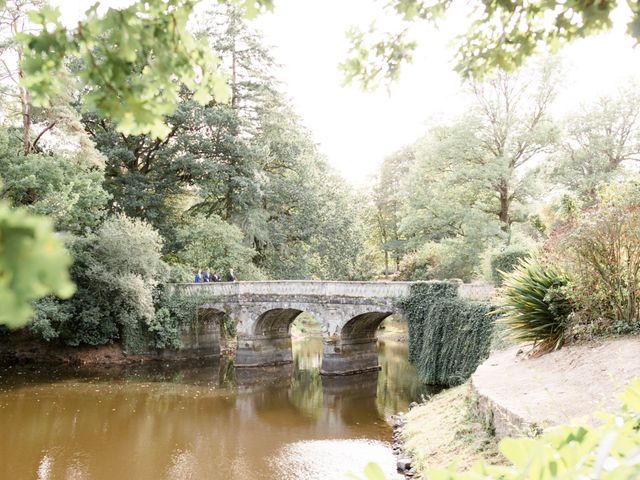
195 268 236 283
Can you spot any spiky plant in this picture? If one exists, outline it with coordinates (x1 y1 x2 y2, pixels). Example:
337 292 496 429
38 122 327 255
496 257 573 355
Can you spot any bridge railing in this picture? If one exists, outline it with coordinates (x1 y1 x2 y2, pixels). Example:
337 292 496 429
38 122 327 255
171 280 494 300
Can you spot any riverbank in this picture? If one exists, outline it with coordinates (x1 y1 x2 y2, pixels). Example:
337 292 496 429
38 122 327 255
398 335 640 477
0 330 229 366
394 384 504 478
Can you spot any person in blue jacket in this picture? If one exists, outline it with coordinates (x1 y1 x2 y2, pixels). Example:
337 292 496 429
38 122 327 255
195 270 202 283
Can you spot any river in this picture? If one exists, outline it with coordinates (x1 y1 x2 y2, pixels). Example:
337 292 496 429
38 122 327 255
0 338 436 480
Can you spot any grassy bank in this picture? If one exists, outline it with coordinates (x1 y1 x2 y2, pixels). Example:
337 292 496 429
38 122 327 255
401 384 504 475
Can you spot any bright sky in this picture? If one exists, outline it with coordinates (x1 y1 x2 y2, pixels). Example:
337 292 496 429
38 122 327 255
54 0 640 185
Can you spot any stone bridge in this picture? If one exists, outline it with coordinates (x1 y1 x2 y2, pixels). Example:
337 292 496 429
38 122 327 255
172 281 493 375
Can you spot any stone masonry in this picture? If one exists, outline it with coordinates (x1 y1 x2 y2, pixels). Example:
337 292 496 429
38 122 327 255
173 281 494 375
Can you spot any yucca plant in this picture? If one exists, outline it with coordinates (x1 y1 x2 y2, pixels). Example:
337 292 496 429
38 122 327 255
496 257 573 355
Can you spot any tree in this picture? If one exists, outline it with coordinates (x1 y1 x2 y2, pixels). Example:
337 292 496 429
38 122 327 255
19 0 277 137
399 63 557 279
372 147 414 275
549 84 640 203
15 0 631 139
0 129 109 233
174 213 262 279
469 63 558 233
0 0 40 155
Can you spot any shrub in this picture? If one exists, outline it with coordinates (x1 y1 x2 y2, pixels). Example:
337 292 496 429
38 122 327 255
490 246 530 286
561 205 640 335
398 281 495 386
152 288 235 349
30 214 166 349
496 258 572 355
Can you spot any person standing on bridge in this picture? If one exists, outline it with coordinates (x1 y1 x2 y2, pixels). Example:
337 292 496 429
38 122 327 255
212 271 221 282
226 269 236 282
195 270 202 283
203 269 211 283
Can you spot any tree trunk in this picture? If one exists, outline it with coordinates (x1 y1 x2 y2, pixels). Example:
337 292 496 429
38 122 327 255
230 18 237 109
384 251 389 277
20 85 30 155
16 39 30 155
498 180 510 233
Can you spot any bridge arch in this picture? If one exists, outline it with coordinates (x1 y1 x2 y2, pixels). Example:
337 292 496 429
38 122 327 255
339 311 394 342
319 309 395 376
253 308 304 337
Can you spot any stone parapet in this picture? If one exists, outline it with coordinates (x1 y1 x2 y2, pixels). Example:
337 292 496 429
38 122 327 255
174 280 493 301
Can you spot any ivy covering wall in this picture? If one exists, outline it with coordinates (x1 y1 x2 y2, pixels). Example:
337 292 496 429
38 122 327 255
398 281 495 386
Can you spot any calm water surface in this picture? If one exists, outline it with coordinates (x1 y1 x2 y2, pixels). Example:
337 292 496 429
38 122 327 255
0 338 436 480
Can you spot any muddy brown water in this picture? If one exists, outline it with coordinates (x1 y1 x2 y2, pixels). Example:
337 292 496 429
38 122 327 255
0 338 437 480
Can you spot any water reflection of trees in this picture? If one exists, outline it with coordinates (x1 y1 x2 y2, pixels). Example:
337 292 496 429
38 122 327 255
289 337 323 419
289 368 323 419
377 340 442 418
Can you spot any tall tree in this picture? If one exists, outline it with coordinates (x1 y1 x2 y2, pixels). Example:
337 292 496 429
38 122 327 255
372 147 414 275
550 84 640 203
469 62 558 233
400 63 558 278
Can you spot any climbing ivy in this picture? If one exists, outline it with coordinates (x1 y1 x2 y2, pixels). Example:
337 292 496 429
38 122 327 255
398 282 495 386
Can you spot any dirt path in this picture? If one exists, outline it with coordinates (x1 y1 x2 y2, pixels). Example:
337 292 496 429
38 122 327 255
471 336 640 438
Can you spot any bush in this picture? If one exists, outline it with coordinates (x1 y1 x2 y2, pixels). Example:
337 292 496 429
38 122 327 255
31 214 166 349
490 246 530 286
561 205 640 336
398 282 495 386
152 288 234 349
496 258 572 355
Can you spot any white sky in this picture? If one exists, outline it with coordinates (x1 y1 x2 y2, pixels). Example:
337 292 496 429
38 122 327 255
53 0 640 185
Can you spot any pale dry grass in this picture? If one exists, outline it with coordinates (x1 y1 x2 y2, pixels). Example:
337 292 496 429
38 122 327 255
402 384 504 476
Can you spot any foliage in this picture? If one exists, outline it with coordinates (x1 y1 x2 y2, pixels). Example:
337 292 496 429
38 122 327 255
0 203 74 327
427 378 640 479
399 239 482 282
343 0 631 87
20 0 233 138
490 246 531 286
0 130 109 233
153 288 235 350
496 258 572 355
174 213 262 280
30 296 71 341
398 281 495 386
31 214 165 348
559 196 640 336
347 462 388 480
549 85 640 203
398 63 557 279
